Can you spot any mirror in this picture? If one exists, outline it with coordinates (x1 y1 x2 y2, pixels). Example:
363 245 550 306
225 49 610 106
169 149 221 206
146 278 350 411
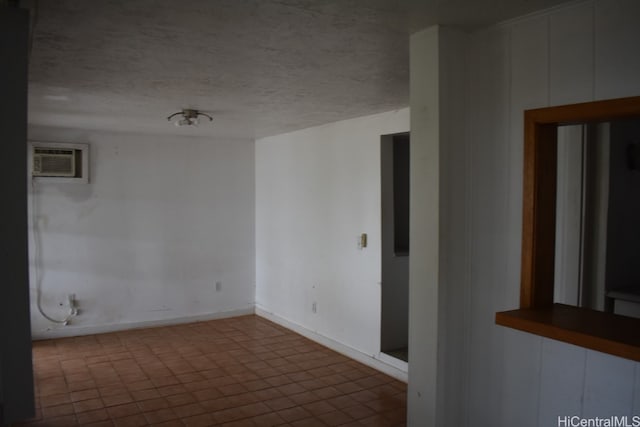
497 96 640 362
554 119 640 319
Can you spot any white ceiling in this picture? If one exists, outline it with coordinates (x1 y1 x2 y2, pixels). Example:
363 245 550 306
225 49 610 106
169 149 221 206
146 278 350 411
27 0 571 140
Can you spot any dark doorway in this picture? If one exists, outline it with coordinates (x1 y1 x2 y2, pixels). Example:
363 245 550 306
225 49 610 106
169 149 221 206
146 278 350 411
381 132 409 362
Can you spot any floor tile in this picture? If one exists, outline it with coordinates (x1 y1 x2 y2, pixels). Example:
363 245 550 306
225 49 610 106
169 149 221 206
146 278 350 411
73 397 105 413
41 403 75 418
17 315 407 426
76 408 110 425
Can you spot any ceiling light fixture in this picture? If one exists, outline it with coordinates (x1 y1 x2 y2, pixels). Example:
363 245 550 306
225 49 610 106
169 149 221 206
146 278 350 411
167 109 213 127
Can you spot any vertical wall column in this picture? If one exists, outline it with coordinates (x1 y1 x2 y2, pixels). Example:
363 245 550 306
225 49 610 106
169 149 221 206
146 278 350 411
408 26 441 427
408 26 468 427
0 5 35 425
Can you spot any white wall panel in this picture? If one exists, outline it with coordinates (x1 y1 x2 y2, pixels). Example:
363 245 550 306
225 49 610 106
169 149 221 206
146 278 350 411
437 27 470 427
495 16 550 427
506 15 550 309
583 351 636 418
594 0 640 100
538 339 587 426
465 26 511 427
452 1 640 426
500 329 543 427
549 2 595 105
510 15 550 111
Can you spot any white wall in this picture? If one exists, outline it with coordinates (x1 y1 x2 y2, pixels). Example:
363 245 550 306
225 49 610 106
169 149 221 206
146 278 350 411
255 109 409 378
27 127 255 338
440 1 640 425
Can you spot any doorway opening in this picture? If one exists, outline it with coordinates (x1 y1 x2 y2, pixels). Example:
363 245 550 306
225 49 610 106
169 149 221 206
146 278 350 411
381 132 409 362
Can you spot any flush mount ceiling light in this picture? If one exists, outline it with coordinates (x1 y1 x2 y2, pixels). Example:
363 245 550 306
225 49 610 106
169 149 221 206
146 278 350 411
167 109 213 127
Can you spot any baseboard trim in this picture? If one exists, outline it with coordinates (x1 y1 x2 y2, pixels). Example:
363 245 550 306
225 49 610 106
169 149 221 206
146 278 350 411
31 307 255 340
255 306 408 383
377 351 409 372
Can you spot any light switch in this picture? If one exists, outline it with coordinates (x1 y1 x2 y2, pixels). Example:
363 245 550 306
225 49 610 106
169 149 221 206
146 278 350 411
359 233 367 249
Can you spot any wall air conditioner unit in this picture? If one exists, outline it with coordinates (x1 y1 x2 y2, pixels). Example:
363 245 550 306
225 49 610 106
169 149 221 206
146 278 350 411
33 147 76 177
30 142 90 184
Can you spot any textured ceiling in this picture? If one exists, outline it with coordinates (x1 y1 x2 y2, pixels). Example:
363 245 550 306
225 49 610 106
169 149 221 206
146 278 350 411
27 0 571 139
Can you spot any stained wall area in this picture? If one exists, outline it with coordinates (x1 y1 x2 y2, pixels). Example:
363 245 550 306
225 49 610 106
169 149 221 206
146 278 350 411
27 127 256 339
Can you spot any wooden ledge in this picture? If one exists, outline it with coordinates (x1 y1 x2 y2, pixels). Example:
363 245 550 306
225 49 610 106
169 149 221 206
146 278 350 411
496 304 640 361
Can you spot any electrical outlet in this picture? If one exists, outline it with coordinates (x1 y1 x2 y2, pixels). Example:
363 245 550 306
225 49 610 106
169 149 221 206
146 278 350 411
215 281 222 291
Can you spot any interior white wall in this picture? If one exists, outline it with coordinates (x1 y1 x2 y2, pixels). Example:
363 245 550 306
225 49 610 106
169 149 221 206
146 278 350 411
27 127 255 339
444 1 640 425
255 109 409 378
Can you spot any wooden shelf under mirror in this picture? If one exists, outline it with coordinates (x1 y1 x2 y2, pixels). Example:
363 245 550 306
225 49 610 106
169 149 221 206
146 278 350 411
496 96 640 362
496 304 640 361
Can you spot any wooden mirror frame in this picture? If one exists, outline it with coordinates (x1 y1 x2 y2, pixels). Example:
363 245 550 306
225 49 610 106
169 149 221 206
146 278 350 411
496 96 640 362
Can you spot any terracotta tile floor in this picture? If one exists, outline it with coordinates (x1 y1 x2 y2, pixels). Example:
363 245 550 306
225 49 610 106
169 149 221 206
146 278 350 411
17 315 406 427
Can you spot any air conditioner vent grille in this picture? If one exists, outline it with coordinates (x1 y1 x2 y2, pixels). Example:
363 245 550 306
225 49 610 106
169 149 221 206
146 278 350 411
33 148 75 177
30 142 88 183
